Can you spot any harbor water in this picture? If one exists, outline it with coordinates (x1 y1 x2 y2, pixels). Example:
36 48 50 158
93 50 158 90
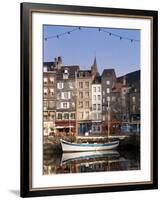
43 149 140 175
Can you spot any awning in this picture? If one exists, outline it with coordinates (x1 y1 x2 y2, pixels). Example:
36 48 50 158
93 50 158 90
56 126 64 129
56 125 74 129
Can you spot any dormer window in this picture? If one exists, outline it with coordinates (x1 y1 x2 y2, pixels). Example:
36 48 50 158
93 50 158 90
43 66 47 72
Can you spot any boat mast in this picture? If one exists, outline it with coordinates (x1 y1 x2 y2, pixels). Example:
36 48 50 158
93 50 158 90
75 71 78 139
107 99 110 140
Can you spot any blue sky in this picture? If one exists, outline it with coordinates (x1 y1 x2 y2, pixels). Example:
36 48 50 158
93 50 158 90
43 25 140 77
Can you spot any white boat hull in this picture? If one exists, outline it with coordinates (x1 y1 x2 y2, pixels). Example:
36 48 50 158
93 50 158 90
60 139 119 152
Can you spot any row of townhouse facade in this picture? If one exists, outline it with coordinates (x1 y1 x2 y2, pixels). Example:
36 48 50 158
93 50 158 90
43 57 140 136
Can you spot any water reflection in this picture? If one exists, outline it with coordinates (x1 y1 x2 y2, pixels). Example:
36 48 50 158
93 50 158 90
43 150 140 175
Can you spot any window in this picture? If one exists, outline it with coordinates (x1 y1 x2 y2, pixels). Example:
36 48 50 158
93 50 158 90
93 87 96 92
57 93 61 100
44 66 47 72
69 82 74 89
98 113 102 120
112 96 116 102
56 102 61 109
64 92 68 99
49 112 55 120
49 101 54 108
107 88 110 93
63 69 69 79
93 95 96 100
71 102 75 108
103 91 105 96
61 92 71 99
106 80 110 85
107 96 110 101
79 82 83 88
103 98 105 103
64 113 69 120
49 88 54 96
62 102 69 109
43 88 48 96
70 113 75 120
93 104 96 110
98 95 101 100
85 112 89 119
79 92 83 98
79 112 84 119
43 77 48 84
98 86 101 92
93 113 97 120
85 82 89 88
132 96 136 103
43 112 48 120
57 113 62 120
43 101 47 108
49 77 54 84
85 92 89 98
79 101 83 108
57 82 63 89
63 73 69 79
85 101 89 108
123 89 126 94
98 104 101 110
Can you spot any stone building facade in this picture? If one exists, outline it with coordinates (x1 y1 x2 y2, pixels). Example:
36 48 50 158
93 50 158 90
43 63 56 136
43 57 140 137
91 76 102 135
101 69 116 135
77 70 92 135
55 65 79 136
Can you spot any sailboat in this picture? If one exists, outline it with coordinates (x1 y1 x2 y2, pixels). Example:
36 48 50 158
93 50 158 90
60 72 119 152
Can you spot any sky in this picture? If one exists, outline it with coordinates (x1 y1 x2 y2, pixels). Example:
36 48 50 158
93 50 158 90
43 25 140 77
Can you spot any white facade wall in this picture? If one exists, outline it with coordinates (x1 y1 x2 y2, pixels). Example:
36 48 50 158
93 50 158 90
91 84 102 133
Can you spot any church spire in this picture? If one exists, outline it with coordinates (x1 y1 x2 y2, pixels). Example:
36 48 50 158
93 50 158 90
91 56 99 78
93 56 97 67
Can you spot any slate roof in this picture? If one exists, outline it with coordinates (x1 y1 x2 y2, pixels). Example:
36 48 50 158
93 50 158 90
102 69 116 77
92 76 101 84
77 70 92 78
43 62 55 71
117 70 140 85
57 65 80 80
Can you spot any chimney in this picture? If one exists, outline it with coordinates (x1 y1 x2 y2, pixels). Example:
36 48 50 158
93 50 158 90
123 76 126 86
53 57 62 69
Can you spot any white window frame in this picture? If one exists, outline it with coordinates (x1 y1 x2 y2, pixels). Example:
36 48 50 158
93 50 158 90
107 96 110 102
106 80 110 85
49 77 54 83
43 77 48 84
61 102 69 109
107 88 110 93
57 82 64 89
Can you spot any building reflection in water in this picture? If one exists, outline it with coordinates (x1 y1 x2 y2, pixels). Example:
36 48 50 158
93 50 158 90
43 150 140 175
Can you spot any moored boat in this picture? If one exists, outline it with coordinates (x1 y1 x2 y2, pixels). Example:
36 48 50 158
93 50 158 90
60 139 119 152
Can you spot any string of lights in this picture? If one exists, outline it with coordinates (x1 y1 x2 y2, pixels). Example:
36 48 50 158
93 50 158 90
44 27 81 41
44 27 140 43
